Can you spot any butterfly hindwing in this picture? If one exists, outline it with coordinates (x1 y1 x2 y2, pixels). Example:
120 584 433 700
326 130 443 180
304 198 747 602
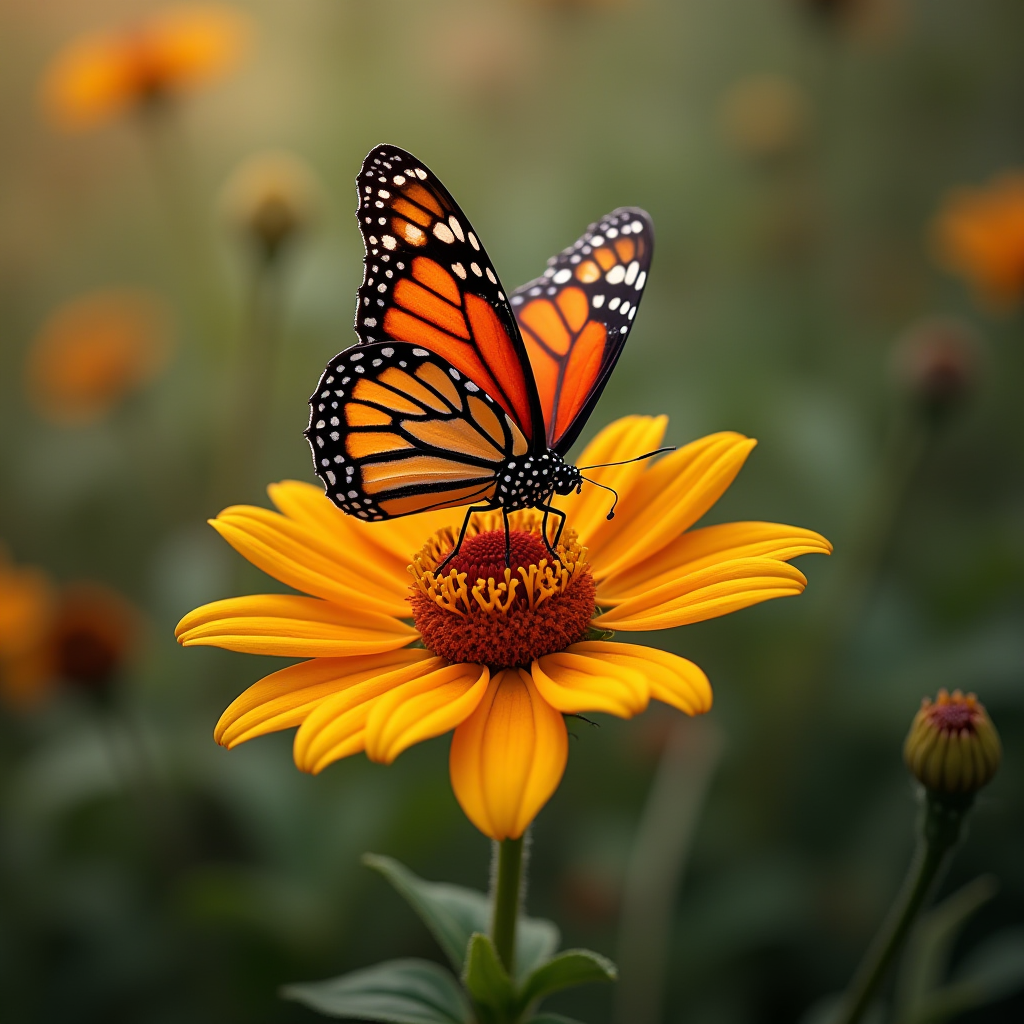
510 207 654 455
306 340 529 520
354 144 544 448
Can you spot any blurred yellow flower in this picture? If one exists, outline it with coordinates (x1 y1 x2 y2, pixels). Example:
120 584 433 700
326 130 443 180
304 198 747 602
41 4 251 131
0 548 54 706
222 151 320 262
177 417 830 841
25 290 171 426
719 75 810 162
933 173 1024 310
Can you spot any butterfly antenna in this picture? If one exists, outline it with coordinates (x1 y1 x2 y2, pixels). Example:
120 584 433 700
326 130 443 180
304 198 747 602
578 446 675 471
580 476 621 520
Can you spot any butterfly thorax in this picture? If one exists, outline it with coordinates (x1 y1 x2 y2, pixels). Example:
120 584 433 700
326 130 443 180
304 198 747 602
494 450 581 512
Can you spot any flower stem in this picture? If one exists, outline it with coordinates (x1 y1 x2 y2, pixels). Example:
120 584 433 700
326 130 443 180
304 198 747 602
491 837 524 975
834 791 973 1024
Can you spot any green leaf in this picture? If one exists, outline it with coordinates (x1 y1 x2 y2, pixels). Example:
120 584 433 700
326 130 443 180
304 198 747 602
462 932 518 1022
908 928 1024 1024
364 854 489 974
518 949 617 1010
515 915 561 983
364 854 560 980
281 958 472 1023
528 1016 588 1024
893 875 998 1023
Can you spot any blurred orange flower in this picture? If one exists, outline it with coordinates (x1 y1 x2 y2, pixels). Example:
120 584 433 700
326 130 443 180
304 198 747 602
933 173 1024 310
25 290 171 426
0 564 142 707
0 548 55 706
41 4 252 131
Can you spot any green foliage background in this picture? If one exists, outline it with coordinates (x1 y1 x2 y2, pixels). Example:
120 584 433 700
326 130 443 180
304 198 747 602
0 0 1022 1021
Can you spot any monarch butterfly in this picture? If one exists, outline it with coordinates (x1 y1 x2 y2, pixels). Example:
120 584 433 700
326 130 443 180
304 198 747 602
305 144 661 567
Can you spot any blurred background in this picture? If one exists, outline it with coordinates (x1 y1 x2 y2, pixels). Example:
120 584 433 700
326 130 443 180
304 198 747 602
1 0 1023 1021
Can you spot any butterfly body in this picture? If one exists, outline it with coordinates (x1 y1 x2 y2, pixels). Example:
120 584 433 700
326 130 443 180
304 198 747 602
305 144 654 560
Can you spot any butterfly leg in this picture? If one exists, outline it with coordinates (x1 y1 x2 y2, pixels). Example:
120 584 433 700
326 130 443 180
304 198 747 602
437 502 501 573
535 503 567 560
502 507 511 571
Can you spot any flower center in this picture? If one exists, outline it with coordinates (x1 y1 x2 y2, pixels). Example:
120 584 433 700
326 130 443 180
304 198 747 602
928 693 978 733
408 511 595 669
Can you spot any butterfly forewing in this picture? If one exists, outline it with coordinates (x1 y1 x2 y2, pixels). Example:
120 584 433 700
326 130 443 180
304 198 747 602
354 144 544 448
306 340 529 520
510 207 654 455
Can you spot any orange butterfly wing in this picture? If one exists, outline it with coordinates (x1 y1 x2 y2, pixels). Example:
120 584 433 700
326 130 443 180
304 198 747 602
510 208 654 454
354 145 544 449
306 341 530 520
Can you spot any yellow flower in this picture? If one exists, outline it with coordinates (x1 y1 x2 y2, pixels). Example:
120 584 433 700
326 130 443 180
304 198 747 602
41 4 251 131
25 290 171 426
176 417 831 840
932 172 1024 310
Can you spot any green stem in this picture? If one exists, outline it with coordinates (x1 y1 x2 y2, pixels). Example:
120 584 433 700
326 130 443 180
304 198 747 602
834 791 973 1024
491 837 524 975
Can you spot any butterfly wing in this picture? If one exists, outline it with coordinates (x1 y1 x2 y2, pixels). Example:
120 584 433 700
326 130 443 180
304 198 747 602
510 207 654 456
354 144 545 450
305 341 529 520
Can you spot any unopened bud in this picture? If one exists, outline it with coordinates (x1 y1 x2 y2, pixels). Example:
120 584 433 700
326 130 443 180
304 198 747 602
904 689 1001 796
892 318 981 420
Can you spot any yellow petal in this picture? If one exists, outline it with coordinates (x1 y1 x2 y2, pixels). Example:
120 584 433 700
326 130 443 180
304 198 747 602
554 415 668 554
531 650 650 719
211 505 408 617
599 521 832 602
365 662 490 765
593 557 807 631
563 641 712 715
174 594 416 656
293 655 448 773
215 649 436 748
449 669 568 841
594 433 757 582
267 481 457 586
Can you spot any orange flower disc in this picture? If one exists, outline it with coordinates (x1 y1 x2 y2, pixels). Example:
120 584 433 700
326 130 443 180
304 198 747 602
410 525 595 668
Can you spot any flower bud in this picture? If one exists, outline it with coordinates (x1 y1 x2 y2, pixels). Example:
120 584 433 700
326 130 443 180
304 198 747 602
904 690 1001 796
892 317 981 421
50 583 141 699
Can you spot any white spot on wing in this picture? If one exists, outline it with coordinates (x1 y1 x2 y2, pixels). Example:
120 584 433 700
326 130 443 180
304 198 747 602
452 262 467 279
433 222 455 244
635 270 647 290
448 217 465 241
605 265 626 285
552 269 572 284
624 261 640 285
592 294 605 308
